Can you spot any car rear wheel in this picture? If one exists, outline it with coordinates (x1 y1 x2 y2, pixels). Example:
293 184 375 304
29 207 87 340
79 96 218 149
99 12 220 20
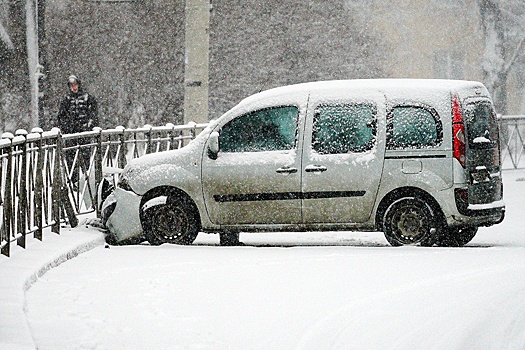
383 197 436 246
436 226 478 247
140 193 199 245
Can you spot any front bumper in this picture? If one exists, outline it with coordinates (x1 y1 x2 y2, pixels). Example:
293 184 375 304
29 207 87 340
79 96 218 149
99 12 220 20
101 187 143 242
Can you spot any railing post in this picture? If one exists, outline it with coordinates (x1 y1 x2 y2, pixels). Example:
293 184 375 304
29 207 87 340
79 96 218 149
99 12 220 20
52 131 62 234
51 129 80 229
513 119 523 169
508 118 517 168
1 132 14 257
94 128 103 217
188 121 197 147
167 123 175 151
190 122 197 139
15 129 28 249
32 128 44 241
117 126 126 169
0 145 5 256
145 124 153 154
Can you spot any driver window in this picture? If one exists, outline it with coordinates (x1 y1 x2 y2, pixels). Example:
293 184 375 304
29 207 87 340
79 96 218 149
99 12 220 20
219 106 298 152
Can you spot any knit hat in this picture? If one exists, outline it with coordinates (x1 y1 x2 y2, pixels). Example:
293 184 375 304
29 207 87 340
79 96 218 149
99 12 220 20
68 75 80 86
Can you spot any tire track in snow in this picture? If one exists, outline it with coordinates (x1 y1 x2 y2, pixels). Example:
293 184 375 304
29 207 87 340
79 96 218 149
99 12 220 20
295 263 525 350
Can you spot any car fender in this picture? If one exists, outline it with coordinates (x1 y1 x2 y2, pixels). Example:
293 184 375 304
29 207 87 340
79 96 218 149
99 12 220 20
130 163 218 229
374 167 451 220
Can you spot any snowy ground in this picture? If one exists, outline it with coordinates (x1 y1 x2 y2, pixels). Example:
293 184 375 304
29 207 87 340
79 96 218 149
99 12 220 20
24 168 525 350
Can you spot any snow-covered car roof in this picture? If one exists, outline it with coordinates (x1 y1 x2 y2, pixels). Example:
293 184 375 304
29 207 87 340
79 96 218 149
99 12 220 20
237 79 486 107
200 78 490 147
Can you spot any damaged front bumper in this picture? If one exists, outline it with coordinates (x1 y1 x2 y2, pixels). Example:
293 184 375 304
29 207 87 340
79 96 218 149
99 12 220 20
101 187 143 243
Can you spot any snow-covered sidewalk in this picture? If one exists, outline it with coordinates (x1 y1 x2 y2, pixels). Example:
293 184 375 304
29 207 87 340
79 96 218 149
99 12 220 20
0 223 105 349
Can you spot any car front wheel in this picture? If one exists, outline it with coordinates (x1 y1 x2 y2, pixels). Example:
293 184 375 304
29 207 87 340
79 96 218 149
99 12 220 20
140 193 199 245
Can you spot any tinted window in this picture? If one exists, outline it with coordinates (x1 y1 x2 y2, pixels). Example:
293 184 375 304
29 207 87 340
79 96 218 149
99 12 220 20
220 106 298 152
312 104 376 154
388 106 442 149
464 101 499 148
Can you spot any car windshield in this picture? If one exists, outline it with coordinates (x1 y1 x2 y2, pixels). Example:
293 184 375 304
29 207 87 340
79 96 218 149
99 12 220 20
464 101 499 149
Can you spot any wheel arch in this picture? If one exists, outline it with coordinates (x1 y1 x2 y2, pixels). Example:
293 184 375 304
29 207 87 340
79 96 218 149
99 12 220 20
374 186 445 231
140 185 202 232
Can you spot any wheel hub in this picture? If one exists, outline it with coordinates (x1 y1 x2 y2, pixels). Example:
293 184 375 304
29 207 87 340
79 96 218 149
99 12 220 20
398 211 423 237
154 207 188 241
390 204 429 244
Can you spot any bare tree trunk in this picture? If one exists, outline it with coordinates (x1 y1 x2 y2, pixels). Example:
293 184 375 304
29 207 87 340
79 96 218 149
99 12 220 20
478 0 507 113
26 0 39 127
37 0 48 128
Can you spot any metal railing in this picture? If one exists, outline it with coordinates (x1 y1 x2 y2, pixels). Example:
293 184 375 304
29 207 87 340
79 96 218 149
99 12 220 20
0 128 61 257
499 115 525 169
0 122 208 257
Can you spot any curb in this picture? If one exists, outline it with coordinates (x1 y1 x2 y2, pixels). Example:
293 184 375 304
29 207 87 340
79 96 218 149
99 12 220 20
0 229 105 350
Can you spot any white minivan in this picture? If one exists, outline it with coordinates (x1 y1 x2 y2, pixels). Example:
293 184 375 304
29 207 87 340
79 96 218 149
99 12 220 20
101 79 505 247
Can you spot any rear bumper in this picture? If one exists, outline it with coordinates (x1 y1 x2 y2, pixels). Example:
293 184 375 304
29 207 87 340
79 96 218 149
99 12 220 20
454 188 505 226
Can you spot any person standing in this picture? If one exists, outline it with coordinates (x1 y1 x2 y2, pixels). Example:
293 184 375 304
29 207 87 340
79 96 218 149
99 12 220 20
57 75 99 133
57 75 99 193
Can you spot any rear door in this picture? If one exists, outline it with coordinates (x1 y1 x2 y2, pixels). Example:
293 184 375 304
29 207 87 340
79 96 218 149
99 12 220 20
463 98 503 205
301 91 386 223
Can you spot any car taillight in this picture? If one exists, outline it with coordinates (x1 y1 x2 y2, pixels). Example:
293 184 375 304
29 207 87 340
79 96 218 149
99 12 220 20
452 94 466 167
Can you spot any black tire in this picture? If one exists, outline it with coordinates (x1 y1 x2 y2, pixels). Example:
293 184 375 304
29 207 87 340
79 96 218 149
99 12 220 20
383 197 436 246
140 193 199 245
219 231 243 246
436 226 478 247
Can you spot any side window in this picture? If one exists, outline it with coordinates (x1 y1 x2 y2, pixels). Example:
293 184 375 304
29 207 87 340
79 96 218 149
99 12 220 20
312 104 376 154
387 106 442 149
219 106 298 152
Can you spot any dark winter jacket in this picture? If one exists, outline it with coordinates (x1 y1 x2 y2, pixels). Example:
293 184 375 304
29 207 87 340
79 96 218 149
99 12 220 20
57 81 99 134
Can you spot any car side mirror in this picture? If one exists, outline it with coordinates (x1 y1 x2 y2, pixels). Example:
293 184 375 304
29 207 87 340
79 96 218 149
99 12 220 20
208 131 219 160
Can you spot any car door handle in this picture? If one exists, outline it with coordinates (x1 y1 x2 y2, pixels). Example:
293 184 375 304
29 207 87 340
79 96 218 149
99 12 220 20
276 166 298 174
305 165 327 173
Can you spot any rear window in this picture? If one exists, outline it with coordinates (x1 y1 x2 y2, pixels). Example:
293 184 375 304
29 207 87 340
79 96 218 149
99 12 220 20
387 106 442 149
464 101 499 149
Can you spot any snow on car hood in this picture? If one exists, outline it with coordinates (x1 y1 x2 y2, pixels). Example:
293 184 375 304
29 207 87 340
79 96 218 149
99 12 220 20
120 137 205 194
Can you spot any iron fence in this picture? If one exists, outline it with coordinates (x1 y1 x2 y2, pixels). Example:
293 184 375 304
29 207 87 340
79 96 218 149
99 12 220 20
0 128 62 257
0 122 208 257
500 115 525 169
